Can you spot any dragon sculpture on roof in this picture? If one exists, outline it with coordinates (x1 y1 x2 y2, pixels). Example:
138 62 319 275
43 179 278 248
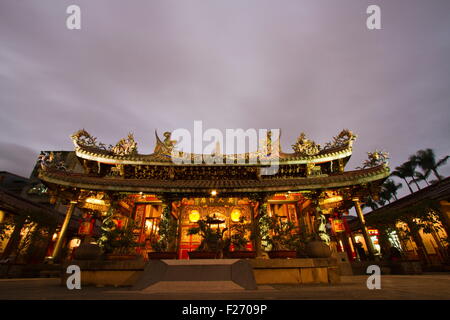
292 129 357 156
71 129 138 156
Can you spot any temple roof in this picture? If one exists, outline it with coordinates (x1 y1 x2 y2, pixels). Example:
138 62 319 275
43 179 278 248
70 128 358 166
74 143 353 166
38 164 389 193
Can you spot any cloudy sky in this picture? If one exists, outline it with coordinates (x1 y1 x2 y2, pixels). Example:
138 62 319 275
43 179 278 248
0 0 449 199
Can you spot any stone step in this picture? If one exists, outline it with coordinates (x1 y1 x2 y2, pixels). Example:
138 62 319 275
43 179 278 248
132 259 257 291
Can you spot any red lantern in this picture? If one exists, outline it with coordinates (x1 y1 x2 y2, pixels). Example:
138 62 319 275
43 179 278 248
78 219 94 235
332 219 345 233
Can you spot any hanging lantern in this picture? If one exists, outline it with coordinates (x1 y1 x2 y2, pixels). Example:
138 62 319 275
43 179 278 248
231 208 241 222
189 210 200 222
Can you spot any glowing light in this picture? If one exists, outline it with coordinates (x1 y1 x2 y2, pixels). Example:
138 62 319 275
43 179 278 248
211 190 217 196
85 197 105 205
189 210 200 222
69 238 81 249
231 209 241 222
322 196 343 204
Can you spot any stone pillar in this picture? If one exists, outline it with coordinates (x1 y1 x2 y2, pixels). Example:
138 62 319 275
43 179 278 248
159 194 180 253
253 203 262 257
51 200 77 261
405 218 431 265
251 193 269 258
349 232 361 261
1 215 26 259
166 199 177 252
353 198 376 260
437 201 450 239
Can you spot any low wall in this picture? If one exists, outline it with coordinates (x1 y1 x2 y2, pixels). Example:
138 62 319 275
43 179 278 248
0 263 62 278
62 259 146 287
248 258 340 285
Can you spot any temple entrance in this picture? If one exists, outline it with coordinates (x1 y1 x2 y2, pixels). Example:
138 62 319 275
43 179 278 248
117 192 346 260
178 197 253 259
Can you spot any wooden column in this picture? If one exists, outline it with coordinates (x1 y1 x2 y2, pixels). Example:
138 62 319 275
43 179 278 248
51 200 77 261
353 198 376 260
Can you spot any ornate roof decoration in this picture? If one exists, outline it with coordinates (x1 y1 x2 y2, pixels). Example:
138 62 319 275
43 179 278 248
292 133 321 155
110 133 137 156
291 129 357 156
358 150 389 169
258 130 281 157
71 129 109 150
154 131 177 155
71 129 138 156
38 152 67 172
324 129 357 149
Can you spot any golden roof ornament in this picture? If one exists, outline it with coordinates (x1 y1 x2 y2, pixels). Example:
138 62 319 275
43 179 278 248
71 129 108 150
154 131 177 155
324 129 357 149
358 150 389 169
110 133 137 156
38 151 67 171
71 129 138 155
292 132 321 155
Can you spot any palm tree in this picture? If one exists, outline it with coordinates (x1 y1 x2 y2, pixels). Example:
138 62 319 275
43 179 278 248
414 149 449 182
379 188 393 204
391 162 416 194
362 196 379 211
413 170 430 186
382 179 402 201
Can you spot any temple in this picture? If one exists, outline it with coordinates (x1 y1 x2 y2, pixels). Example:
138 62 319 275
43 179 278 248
35 128 390 262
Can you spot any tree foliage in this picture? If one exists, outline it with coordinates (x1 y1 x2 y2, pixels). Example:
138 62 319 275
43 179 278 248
151 205 178 252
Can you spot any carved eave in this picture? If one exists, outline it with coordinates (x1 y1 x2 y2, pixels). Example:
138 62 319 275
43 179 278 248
38 164 389 194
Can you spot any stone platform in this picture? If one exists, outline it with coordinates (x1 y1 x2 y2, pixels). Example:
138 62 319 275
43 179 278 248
61 258 340 287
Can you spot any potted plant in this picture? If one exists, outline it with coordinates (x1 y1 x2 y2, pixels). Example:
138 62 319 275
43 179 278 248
148 207 178 260
98 219 143 260
262 215 298 259
226 217 256 259
187 216 228 259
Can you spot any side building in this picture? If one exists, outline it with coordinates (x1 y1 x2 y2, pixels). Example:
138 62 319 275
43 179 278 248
348 177 450 270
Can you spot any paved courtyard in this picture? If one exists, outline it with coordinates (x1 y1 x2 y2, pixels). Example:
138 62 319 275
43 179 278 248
0 274 449 300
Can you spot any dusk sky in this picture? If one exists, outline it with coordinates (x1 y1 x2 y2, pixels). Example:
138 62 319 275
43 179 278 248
1 0 449 200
